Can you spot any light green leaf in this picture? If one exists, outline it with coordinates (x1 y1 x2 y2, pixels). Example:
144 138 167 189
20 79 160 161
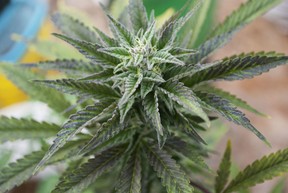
99 47 131 60
152 51 185 66
140 81 154 99
210 0 282 38
0 63 70 113
223 148 288 193
0 150 46 193
143 92 164 137
119 96 135 123
142 70 165 83
0 116 59 142
129 0 148 33
215 140 232 193
119 73 143 107
270 178 286 193
183 0 217 48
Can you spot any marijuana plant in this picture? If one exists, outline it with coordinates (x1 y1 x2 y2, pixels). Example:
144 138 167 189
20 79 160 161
1 0 288 192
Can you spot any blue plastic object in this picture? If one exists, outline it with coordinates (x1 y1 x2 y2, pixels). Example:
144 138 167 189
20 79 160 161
0 0 48 62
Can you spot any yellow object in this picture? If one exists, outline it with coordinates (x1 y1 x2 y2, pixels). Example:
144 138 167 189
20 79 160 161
0 20 53 108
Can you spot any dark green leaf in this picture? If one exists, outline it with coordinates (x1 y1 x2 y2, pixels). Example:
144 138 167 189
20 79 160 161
36 59 102 75
215 140 232 193
79 111 124 155
116 148 142 193
35 78 119 99
52 144 127 193
158 81 210 127
53 33 120 67
143 142 194 193
187 52 288 86
143 92 164 138
200 86 267 117
35 102 116 171
196 92 269 145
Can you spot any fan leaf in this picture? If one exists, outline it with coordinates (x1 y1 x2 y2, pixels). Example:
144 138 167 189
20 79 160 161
51 12 98 43
128 0 148 33
52 144 127 193
187 52 288 86
196 92 269 145
107 14 135 46
143 142 194 193
200 86 267 117
215 140 232 193
210 0 282 38
0 150 46 193
0 63 70 113
118 72 143 107
116 148 142 193
0 116 59 142
223 148 288 193
143 92 164 137
34 78 119 99
53 33 120 67
158 81 210 127
35 102 117 171
36 59 102 75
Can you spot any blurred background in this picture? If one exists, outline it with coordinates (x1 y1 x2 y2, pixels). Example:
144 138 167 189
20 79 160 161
0 0 288 192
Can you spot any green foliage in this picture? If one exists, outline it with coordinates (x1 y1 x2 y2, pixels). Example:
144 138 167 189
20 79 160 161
116 148 142 193
0 116 60 142
143 142 194 193
0 63 71 113
209 0 283 38
215 140 232 193
52 144 127 193
0 149 46 192
223 148 288 193
0 0 288 192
